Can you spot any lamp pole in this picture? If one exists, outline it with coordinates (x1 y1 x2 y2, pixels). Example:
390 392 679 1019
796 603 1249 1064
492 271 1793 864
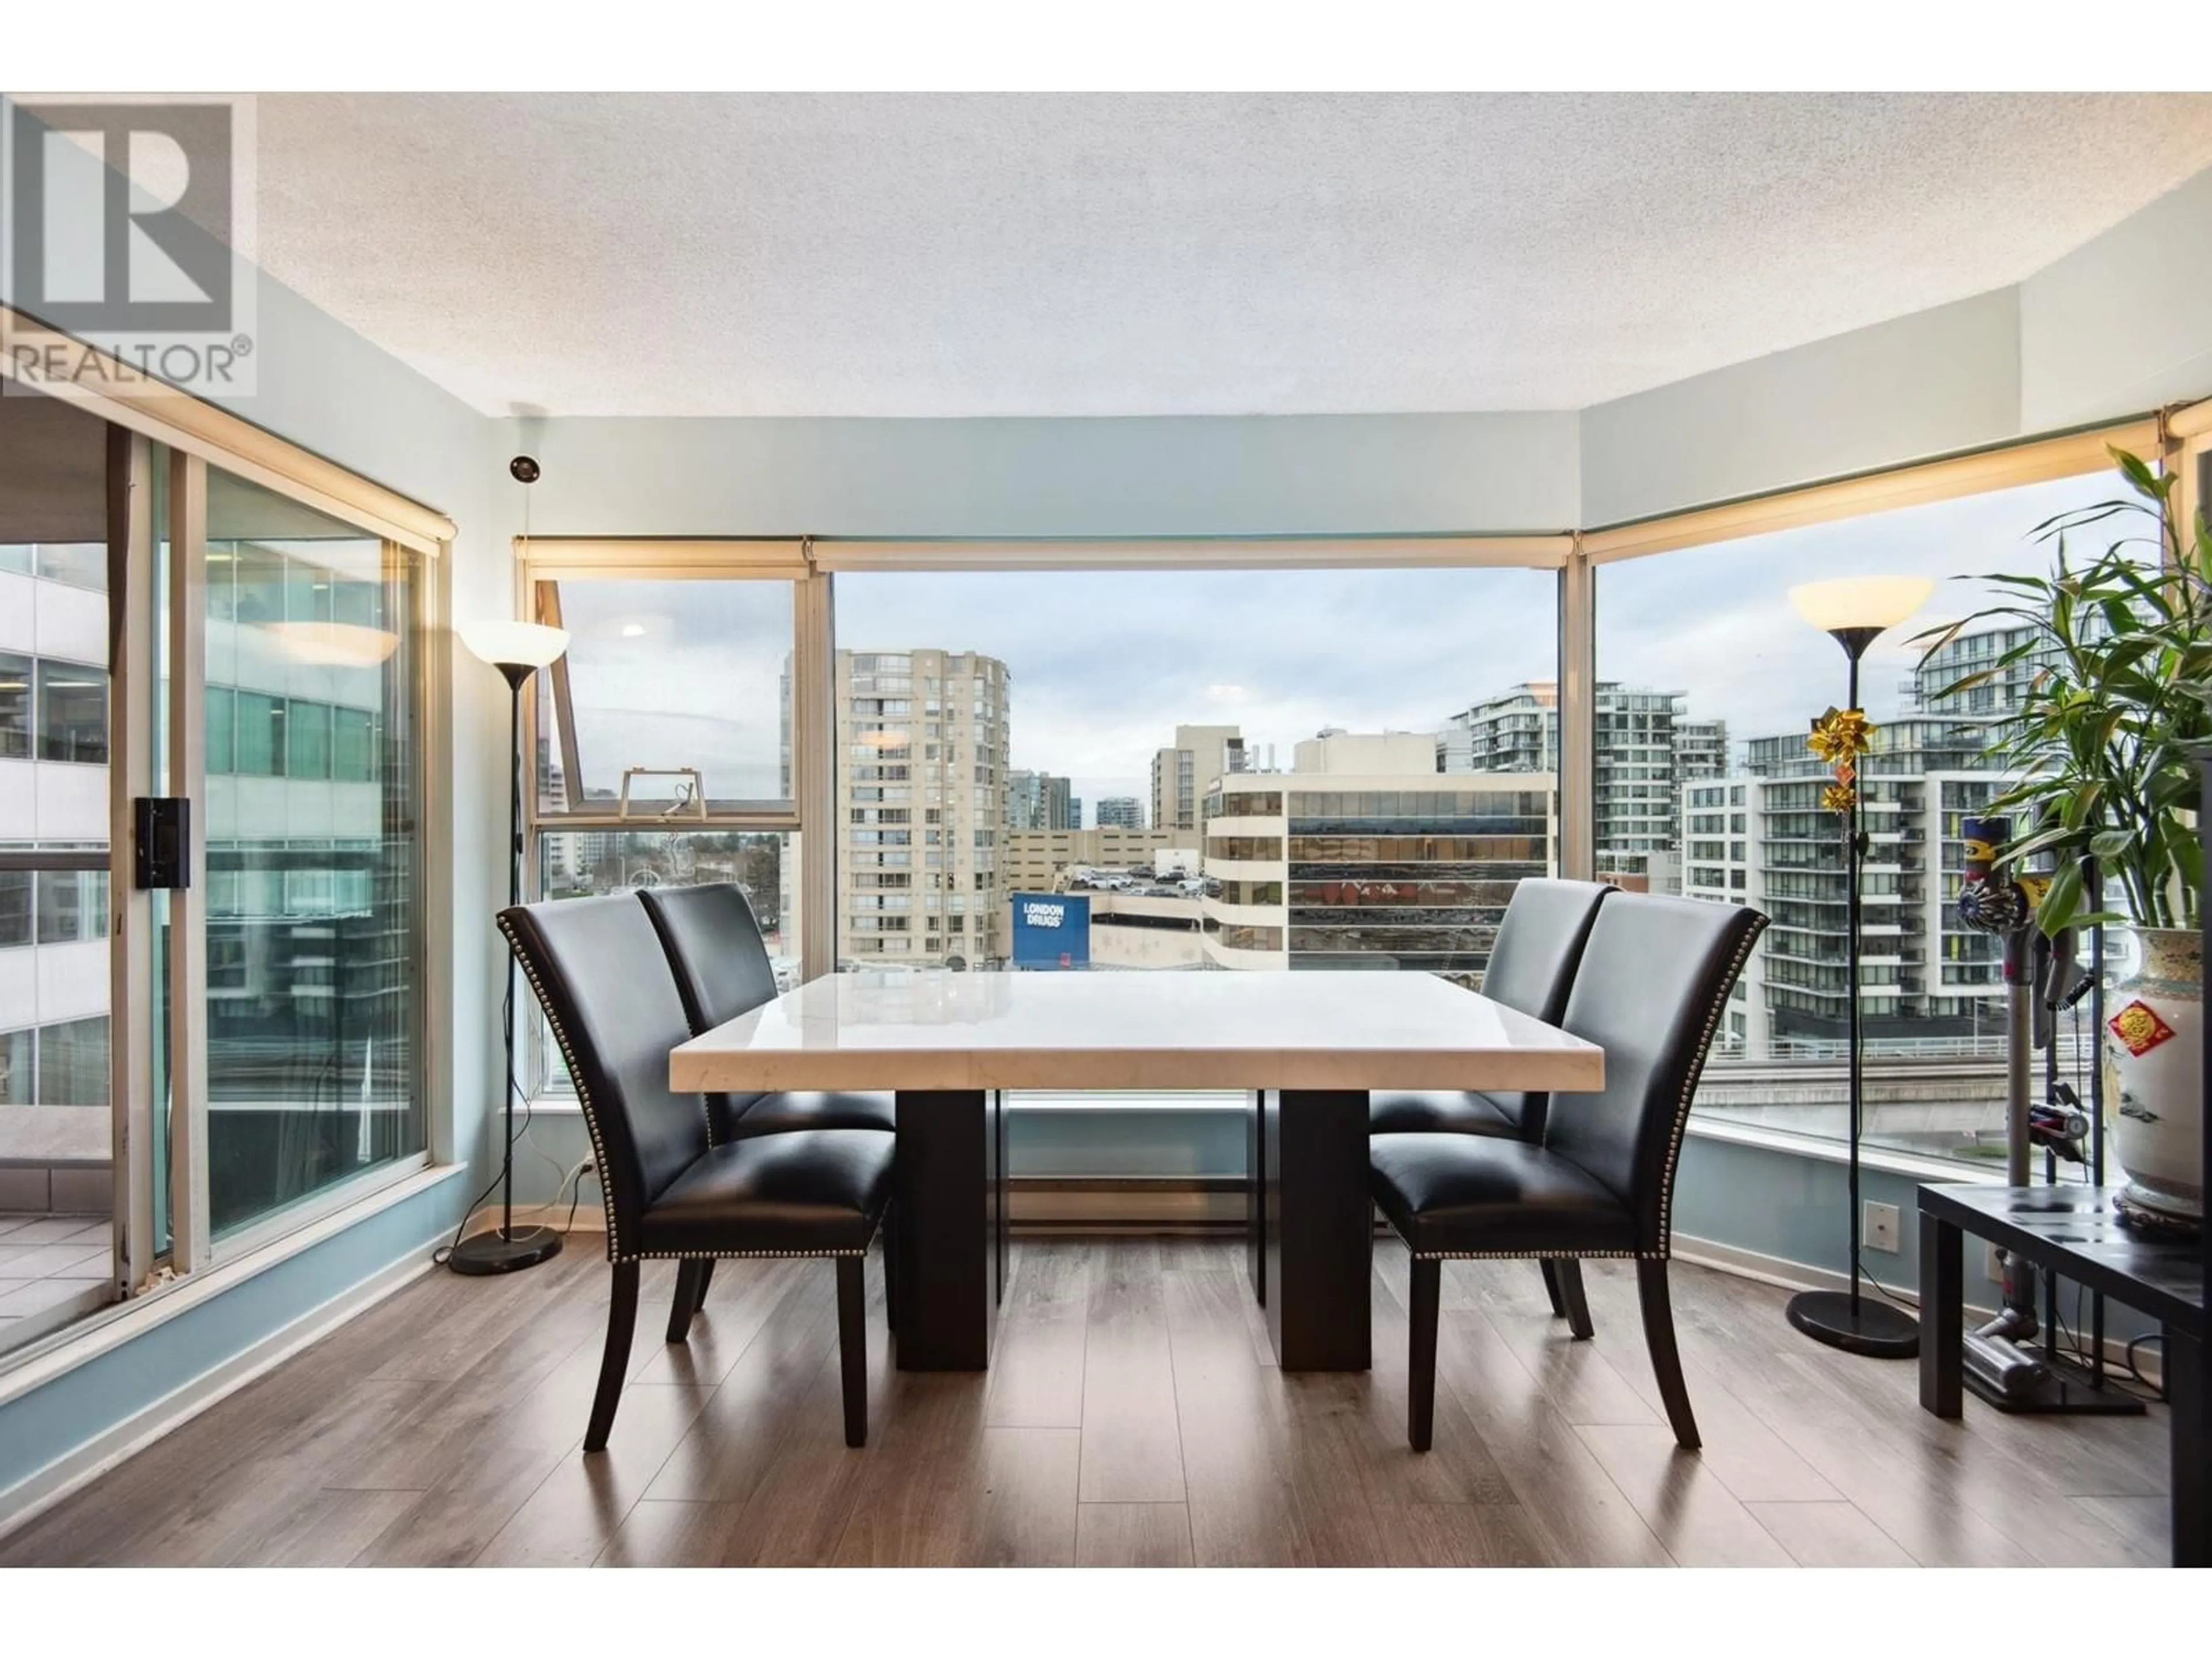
450 614 570 1277
1782 581 1929 1358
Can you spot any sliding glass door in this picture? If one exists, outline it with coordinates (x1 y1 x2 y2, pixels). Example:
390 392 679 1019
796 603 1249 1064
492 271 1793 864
3 384 435 1356
0 384 122 1349
198 468 428 1240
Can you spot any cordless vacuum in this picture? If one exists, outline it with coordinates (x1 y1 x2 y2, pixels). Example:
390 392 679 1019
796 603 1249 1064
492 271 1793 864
1954 814 2046 1399
1953 816 2140 1414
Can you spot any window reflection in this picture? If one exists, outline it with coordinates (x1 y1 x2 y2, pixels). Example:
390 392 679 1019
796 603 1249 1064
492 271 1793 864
202 472 423 1234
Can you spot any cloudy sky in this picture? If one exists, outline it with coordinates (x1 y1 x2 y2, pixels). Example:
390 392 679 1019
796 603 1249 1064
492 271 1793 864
552 468 2152 821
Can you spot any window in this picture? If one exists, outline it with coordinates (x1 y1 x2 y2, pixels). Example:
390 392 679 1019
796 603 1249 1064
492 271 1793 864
0 1028 29 1105
36 658 108 763
35 543 106 590
520 555 810 1085
533 577 795 815
1594 467 2133 1164
835 566 1558 979
285 698 332 779
0 870 29 945
36 869 107 944
202 471 427 1236
206 684 236 775
33 1015 108 1107
234 691 282 776
0 650 29 758
328 707 374 783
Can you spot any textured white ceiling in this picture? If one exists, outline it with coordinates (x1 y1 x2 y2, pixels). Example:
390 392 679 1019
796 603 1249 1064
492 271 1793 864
248 92 2212 418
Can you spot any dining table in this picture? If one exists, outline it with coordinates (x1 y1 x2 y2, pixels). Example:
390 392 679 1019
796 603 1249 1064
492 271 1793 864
669 968 1604 1373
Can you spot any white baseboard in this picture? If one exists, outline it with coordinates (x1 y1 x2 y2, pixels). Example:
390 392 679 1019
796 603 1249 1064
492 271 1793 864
0 1247 434 1543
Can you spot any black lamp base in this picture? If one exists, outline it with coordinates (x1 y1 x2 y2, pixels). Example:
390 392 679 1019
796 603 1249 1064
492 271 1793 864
1786 1289 1919 1358
448 1224 563 1277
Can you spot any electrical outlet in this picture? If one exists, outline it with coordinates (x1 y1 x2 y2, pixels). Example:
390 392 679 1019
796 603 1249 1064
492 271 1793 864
1863 1200 1901 1253
1984 1243 2006 1284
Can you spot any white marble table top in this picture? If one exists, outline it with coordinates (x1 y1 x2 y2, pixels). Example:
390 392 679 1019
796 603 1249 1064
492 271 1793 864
669 969 1604 1094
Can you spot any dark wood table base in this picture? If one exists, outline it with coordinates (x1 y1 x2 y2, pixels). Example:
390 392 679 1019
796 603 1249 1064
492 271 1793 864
1263 1089 1373 1371
890 1089 1005 1370
1917 1183 2205 1567
892 1085 1376 1374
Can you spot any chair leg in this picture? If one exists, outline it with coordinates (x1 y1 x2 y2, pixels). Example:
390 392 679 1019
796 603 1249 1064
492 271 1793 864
1637 1259 1699 1449
881 1213 898 1336
1539 1258 1567 1317
1555 1259 1594 1340
666 1259 703 1343
586 1260 639 1453
692 1258 715 1316
1407 1256 1440 1452
838 1254 868 1448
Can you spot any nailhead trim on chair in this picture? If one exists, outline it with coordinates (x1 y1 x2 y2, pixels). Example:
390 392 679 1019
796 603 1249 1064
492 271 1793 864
502 914 627 1262
1388 910 1769 1268
500 914 883 1268
624 1239 876 1262
1409 1246 1646 1261
1653 913 1767 1255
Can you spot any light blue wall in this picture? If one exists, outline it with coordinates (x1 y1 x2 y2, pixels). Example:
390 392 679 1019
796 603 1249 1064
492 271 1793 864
0 1176 460 1499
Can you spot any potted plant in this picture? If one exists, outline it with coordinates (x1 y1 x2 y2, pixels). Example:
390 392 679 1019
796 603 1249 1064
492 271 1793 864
1919 449 2210 1230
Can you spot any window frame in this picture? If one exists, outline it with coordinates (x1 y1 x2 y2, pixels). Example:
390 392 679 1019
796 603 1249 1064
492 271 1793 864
0 312 453 1365
514 539 831 1093
1582 410 2187 1169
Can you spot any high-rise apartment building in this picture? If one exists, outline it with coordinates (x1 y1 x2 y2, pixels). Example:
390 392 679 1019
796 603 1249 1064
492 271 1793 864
1150 724 1244 832
1201 731 1555 986
1682 626 2039 1057
1095 796 1143 829
1005 768 1077 832
1441 681 1725 883
835 648 1011 969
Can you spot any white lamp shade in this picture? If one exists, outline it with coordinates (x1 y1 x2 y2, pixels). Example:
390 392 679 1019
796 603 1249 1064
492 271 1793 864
1787 575 1937 634
264 621 401 667
459 619 569 670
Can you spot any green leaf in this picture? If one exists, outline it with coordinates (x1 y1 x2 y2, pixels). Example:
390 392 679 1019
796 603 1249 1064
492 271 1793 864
2037 858 2086 938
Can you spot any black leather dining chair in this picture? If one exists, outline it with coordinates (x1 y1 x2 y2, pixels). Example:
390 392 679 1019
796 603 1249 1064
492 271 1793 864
499 894 895 1451
637 882 900 1336
1370 892 1767 1453
637 882 897 1143
1367 876 1615 1324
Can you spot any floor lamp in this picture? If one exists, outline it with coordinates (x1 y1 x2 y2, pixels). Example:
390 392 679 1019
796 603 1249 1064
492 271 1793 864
1782 574 1931 1358
450 617 572 1276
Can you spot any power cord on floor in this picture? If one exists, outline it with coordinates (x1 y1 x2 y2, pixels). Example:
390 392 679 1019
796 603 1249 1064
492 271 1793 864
555 1158 596 1235
433 971 552 1270
2123 1333 2166 1402
2047 1281 2165 1405
1854 1250 1919 1311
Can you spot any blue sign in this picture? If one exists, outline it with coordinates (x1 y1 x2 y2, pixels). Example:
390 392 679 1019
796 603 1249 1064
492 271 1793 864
1010 891 1090 969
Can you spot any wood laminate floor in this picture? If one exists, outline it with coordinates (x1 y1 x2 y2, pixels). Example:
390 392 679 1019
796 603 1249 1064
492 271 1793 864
0 1238 2174 1567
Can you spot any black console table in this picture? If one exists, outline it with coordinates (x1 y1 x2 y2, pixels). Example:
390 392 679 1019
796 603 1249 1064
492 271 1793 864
1918 1182 2205 1566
